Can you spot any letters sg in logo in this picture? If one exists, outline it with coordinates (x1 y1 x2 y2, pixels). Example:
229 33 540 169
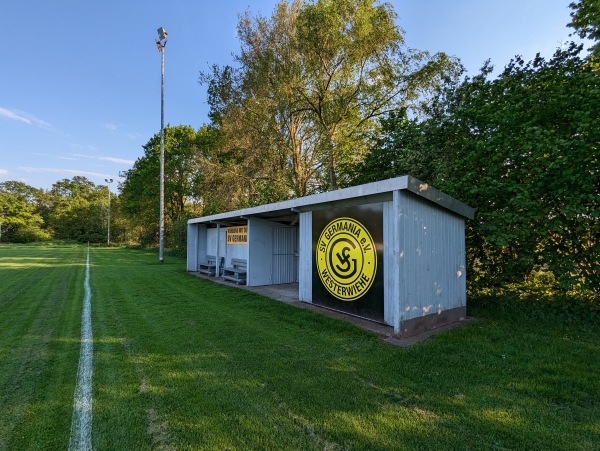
316 217 377 301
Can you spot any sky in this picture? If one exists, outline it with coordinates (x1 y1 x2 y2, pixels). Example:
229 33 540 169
0 0 581 192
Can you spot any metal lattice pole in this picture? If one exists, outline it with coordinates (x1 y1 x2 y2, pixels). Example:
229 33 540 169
156 27 168 263
159 46 165 262
105 179 113 246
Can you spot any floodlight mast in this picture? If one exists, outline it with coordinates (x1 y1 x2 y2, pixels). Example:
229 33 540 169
105 178 113 246
156 27 168 263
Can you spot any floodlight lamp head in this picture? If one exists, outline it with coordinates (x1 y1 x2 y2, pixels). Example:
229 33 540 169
157 27 168 41
105 178 113 184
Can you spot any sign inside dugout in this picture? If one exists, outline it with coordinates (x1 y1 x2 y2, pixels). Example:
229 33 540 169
226 226 248 245
312 203 384 321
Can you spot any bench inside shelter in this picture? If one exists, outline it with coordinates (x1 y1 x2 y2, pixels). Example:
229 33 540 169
198 255 222 277
222 258 247 285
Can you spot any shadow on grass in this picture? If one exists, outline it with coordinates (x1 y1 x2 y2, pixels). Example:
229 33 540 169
5 245 596 449
89 251 600 449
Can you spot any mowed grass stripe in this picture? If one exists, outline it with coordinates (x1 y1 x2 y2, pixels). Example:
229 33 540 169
1 245 598 449
90 248 369 449
88 247 600 450
89 247 378 450
0 244 86 450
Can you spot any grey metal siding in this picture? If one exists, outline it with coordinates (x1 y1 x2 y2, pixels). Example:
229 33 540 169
298 211 312 302
206 228 219 257
247 218 272 286
198 224 207 268
272 227 296 284
397 191 467 321
247 217 296 286
227 241 248 263
383 199 400 330
206 227 228 272
186 223 198 271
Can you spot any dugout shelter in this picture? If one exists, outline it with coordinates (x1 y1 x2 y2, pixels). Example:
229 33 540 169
187 176 475 337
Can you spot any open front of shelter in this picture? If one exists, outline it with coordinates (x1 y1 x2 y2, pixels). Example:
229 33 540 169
187 176 475 337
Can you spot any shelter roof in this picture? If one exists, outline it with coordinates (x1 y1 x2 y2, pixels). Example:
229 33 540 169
188 175 475 227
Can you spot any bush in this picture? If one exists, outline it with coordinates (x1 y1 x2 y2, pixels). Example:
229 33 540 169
12 225 52 243
469 284 599 326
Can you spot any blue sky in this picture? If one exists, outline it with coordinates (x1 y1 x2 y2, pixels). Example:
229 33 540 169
0 0 580 191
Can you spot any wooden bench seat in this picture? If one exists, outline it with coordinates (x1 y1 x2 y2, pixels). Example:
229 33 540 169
198 255 221 276
222 258 247 285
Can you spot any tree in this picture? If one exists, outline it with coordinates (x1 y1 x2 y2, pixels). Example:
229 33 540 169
120 125 203 247
0 181 50 242
189 123 248 215
294 0 457 189
349 108 444 185
201 0 321 201
45 176 106 242
569 0 600 57
353 44 599 293
200 0 458 201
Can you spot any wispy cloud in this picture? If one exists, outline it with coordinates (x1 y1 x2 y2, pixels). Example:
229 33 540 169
104 124 146 142
0 107 51 129
0 169 8 175
70 143 97 152
104 123 118 132
18 167 114 179
126 132 143 140
71 153 135 165
98 156 135 164
0 107 32 124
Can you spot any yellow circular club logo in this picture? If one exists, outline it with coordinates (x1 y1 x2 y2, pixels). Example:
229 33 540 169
316 217 377 301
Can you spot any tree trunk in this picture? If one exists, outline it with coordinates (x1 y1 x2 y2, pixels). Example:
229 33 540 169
328 134 338 190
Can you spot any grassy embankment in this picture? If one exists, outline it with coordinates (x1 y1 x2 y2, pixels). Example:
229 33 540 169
0 244 598 449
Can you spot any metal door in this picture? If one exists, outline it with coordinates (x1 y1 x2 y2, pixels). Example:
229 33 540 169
272 227 297 284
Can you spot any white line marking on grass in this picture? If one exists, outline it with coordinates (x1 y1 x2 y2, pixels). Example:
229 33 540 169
69 249 93 451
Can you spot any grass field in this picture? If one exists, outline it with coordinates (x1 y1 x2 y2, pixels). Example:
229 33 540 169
0 244 598 450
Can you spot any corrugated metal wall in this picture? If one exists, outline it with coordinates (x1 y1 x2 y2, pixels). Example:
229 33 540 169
299 211 312 302
383 200 399 329
206 228 220 256
247 218 270 285
397 191 467 322
227 240 247 263
198 225 207 268
272 227 297 285
205 227 229 272
247 217 296 286
186 223 198 271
